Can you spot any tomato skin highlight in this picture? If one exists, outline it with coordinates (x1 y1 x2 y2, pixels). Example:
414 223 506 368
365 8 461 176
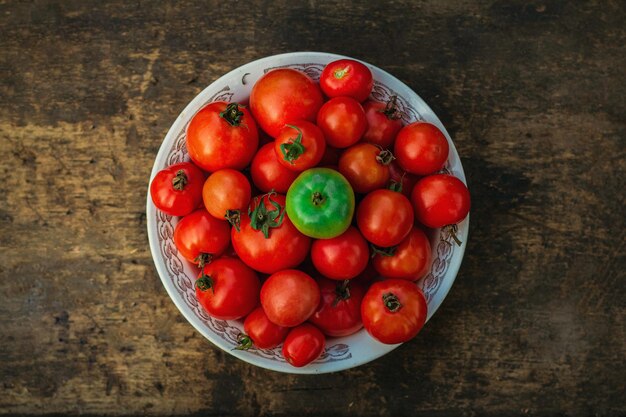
356 189 414 247
320 59 373 102
243 306 289 349
394 122 449 176
411 174 470 228
373 227 431 280
338 143 392 194
316 97 367 148
362 100 404 148
173 209 230 263
251 143 299 194
282 324 326 367
195 258 260 320
186 101 259 172
202 169 251 220
361 279 427 344
150 162 205 217
311 226 369 280
250 69 324 138
309 277 365 337
261 269 320 327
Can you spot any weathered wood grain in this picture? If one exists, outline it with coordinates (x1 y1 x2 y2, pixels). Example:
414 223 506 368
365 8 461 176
0 0 624 416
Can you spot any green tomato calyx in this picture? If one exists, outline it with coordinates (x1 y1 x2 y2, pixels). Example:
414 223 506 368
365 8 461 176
219 102 245 126
380 95 401 120
235 334 253 351
311 191 326 206
280 125 306 164
249 191 285 239
332 280 352 307
370 244 397 258
172 169 188 190
376 149 395 166
195 272 214 293
383 292 402 313
334 66 349 79
225 209 241 232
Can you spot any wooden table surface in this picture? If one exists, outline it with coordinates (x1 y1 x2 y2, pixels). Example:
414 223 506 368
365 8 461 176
1 1 624 416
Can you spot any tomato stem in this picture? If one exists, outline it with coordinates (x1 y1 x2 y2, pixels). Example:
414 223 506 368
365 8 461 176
219 103 245 126
194 253 213 269
333 66 349 79
370 244 397 258
382 292 402 313
444 224 462 246
225 209 241 232
172 170 188 190
380 95 401 120
311 191 326 206
249 191 285 239
388 172 406 193
234 334 253 351
280 125 306 164
195 272 214 293
376 149 395 166
332 280 351 307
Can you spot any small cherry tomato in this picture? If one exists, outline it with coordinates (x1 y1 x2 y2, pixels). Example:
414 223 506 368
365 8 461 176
338 143 394 193
237 306 289 350
282 323 326 367
150 162 205 217
173 209 230 264
195 258 260 320
274 121 326 171
202 169 251 228
362 98 404 148
411 174 470 228
261 269 320 327
186 102 259 172
394 122 449 176
361 279 427 344
250 143 299 193
311 226 369 280
356 189 413 247
309 277 365 337
316 97 367 148
320 59 373 102
372 227 431 280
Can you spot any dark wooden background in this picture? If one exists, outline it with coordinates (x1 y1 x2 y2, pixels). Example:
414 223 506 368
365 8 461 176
1 1 624 416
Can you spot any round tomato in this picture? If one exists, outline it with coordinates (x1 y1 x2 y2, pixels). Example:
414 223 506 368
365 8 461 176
173 209 230 264
411 174 470 228
388 160 419 198
311 227 369 280
394 122 449 176
309 277 364 337
261 269 320 327
274 121 326 171
150 162 205 217
238 306 289 350
356 189 413 247
250 68 324 138
373 227 431 280
320 59 373 102
316 97 367 148
250 142 299 194
361 279 427 344
195 258 260 320
338 143 394 193
362 98 404 148
282 324 325 367
231 193 311 274
286 168 355 239
186 101 259 172
202 169 251 228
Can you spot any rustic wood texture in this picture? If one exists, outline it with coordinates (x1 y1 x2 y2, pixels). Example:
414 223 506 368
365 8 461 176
1 0 624 416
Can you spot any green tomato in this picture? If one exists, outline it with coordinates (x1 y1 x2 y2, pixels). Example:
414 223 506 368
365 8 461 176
286 168 355 239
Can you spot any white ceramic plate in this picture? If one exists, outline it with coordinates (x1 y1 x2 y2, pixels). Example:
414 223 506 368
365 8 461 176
146 52 469 374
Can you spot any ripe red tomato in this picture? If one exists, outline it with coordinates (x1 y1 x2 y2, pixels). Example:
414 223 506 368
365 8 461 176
320 59 373 102
250 68 324 138
274 121 326 171
282 324 325 367
195 258 260 320
311 226 369 280
186 101 259 172
250 143 299 194
362 99 404 148
150 162 205 217
356 189 414 247
309 277 364 337
361 279 427 344
388 160 419 198
238 306 289 350
261 269 320 327
394 122 449 175
316 97 367 148
231 193 311 274
173 209 230 264
338 143 394 193
411 174 470 228
202 169 251 227
373 227 431 280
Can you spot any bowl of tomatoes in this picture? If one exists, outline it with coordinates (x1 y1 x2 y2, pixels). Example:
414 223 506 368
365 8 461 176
146 52 469 374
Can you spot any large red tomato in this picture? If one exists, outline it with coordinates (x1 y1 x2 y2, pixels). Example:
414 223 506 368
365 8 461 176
373 227 431 280
361 279 427 344
309 277 365 337
250 69 324 138
338 143 394 194
394 122 449 176
310 226 369 280
250 143 299 194
186 101 259 172
173 209 230 264
261 269 320 327
362 99 404 148
150 162 205 217
356 189 414 247
316 97 367 148
238 306 289 350
411 174 470 228
320 59 373 102
231 193 311 274
195 258 260 320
